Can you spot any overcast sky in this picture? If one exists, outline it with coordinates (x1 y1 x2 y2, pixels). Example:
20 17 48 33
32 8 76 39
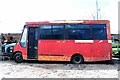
0 0 119 34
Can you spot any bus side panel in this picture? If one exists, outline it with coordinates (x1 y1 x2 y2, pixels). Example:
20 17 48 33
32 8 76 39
91 40 112 61
37 40 70 61
63 40 92 61
37 40 92 61
14 42 27 59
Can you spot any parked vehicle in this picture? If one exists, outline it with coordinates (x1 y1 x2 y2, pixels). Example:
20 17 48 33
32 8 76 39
112 39 120 57
4 20 112 64
0 33 18 59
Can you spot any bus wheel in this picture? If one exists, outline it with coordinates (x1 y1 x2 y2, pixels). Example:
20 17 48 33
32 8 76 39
14 52 23 63
71 54 84 64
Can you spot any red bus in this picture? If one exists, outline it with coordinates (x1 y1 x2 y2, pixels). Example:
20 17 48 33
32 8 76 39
10 20 112 63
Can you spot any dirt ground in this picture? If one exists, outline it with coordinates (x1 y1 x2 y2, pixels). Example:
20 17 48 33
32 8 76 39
0 59 119 79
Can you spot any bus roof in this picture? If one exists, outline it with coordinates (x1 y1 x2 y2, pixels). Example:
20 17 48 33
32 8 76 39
25 20 110 26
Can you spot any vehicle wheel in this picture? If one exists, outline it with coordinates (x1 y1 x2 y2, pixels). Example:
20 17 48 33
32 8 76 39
71 54 84 64
14 52 23 63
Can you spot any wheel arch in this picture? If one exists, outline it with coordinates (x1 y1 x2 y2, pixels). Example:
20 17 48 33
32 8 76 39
71 53 84 58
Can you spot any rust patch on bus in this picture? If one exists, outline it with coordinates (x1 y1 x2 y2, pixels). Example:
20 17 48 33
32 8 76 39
38 56 70 61
22 54 27 59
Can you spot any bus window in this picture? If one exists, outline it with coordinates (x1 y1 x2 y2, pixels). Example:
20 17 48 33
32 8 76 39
20 27 27 47
39 25 52 40
91 24 107 40
52 25 64 28
68 29 90 40
65 24 89 29
39 25 64 40
65 24 91 40
52 25 64 40
40 25 51 29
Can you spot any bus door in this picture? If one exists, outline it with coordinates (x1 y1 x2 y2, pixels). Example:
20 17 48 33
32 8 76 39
27 27 38 59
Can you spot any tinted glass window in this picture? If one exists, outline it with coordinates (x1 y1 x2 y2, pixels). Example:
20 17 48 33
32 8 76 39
66 24 89 29
91 24 107 40
39 25 64 40
40 25 51 29
39 24 107 40
52 25 64 39
39 25 52 39
65 24 77 28
40 29 52 39
77 24 90 28
52 29 64 39
53 25 64 28
65 29 91 40
65 24 91 40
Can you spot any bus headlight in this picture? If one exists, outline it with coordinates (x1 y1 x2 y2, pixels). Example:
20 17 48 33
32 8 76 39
10 47 13 50
10 47 13 53
7 47 14 53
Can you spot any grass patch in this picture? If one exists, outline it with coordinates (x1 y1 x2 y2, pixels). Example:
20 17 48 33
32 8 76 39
112 43 120 53
112 43 120 47
112 50 120 53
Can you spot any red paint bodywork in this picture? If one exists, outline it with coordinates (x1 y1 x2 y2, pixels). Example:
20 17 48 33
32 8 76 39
14 42 27 59
13 20 112 62
37 40 112 61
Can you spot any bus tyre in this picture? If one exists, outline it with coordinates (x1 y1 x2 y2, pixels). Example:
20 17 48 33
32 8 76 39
71 55 84 64
14 52 23 63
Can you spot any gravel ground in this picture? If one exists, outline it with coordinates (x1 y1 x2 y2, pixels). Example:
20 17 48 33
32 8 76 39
0 59 119 79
